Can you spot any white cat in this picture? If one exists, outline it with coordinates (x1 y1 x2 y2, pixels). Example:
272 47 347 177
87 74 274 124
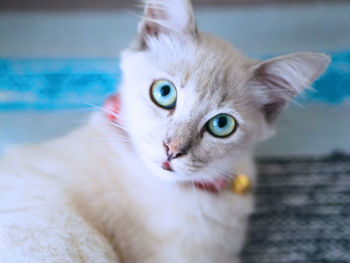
0 0 330 262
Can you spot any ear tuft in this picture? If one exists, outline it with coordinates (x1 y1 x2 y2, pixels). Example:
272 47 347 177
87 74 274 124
250 52 330 123
137 0 197 48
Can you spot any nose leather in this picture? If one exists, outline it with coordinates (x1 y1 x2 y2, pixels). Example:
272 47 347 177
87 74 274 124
164 140 186 160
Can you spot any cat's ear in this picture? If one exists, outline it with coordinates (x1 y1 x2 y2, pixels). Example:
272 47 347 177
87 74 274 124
249 52 330 123
137 0 197 48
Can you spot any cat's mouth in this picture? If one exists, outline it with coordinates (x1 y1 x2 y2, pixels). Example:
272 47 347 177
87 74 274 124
161 161 173 171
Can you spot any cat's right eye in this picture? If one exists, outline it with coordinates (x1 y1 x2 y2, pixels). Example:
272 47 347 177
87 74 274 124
150 80 177 109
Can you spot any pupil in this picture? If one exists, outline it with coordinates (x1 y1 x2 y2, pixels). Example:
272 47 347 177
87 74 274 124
217 116 227 128
160 85 170 96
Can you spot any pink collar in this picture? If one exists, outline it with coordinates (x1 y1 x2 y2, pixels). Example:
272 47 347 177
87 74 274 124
104 93 121 123
191 178 229 193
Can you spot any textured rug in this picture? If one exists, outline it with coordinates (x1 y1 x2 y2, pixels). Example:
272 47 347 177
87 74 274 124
242 152 350 263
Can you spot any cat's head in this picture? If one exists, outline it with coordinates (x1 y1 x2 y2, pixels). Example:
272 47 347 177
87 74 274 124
118 0 330 183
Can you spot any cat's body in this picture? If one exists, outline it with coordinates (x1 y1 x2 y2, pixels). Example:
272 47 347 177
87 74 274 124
0 0 330 262
0 113 254 263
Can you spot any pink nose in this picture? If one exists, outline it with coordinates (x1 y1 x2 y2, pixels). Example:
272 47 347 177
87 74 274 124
164 140 185 160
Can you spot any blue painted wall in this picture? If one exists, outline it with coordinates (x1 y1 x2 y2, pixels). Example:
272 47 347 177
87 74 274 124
0 52 349 111
310 52 350 103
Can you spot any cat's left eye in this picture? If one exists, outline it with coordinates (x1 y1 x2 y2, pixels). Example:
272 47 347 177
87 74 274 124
150 79 177 109
206 113 237 138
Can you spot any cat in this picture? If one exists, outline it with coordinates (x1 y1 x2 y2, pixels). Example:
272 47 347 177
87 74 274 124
0 0 330 262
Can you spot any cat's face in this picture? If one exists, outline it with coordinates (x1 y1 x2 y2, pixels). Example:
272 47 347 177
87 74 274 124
120 35 267 182
118 0 330 183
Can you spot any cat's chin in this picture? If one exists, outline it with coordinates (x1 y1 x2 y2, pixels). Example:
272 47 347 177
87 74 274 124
142 160 205 184
146 160 224 186
151 170 190 184
139 154 229 186
140 159 184 183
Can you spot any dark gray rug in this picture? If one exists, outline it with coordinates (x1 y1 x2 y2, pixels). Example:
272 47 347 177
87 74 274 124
242 152 350 263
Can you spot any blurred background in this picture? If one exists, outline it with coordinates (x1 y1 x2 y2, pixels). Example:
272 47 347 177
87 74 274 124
1 1 350 262
2 0 349 9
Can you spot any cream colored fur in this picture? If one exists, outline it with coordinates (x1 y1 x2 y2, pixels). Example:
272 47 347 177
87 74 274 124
0 0 330 262
0 113 254 263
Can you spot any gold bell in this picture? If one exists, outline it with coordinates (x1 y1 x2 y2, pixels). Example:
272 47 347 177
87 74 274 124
231 174 251 195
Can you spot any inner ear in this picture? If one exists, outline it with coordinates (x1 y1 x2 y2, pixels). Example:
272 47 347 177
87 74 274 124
249 52 330 123
137 0 198 49
142 3 167 37
261 101 287 124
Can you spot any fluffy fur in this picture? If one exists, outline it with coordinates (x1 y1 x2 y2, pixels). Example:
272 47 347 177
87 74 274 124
0 0 330 262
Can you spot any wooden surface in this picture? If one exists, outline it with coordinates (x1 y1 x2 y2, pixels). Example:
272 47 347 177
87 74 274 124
0 0 348 11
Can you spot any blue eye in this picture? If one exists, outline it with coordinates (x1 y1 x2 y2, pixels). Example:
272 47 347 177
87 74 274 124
207 113 237 138
150 80 177 109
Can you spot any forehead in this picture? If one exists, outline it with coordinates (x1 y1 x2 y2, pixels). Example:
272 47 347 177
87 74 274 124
145 35 250 110
142 40 252 132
